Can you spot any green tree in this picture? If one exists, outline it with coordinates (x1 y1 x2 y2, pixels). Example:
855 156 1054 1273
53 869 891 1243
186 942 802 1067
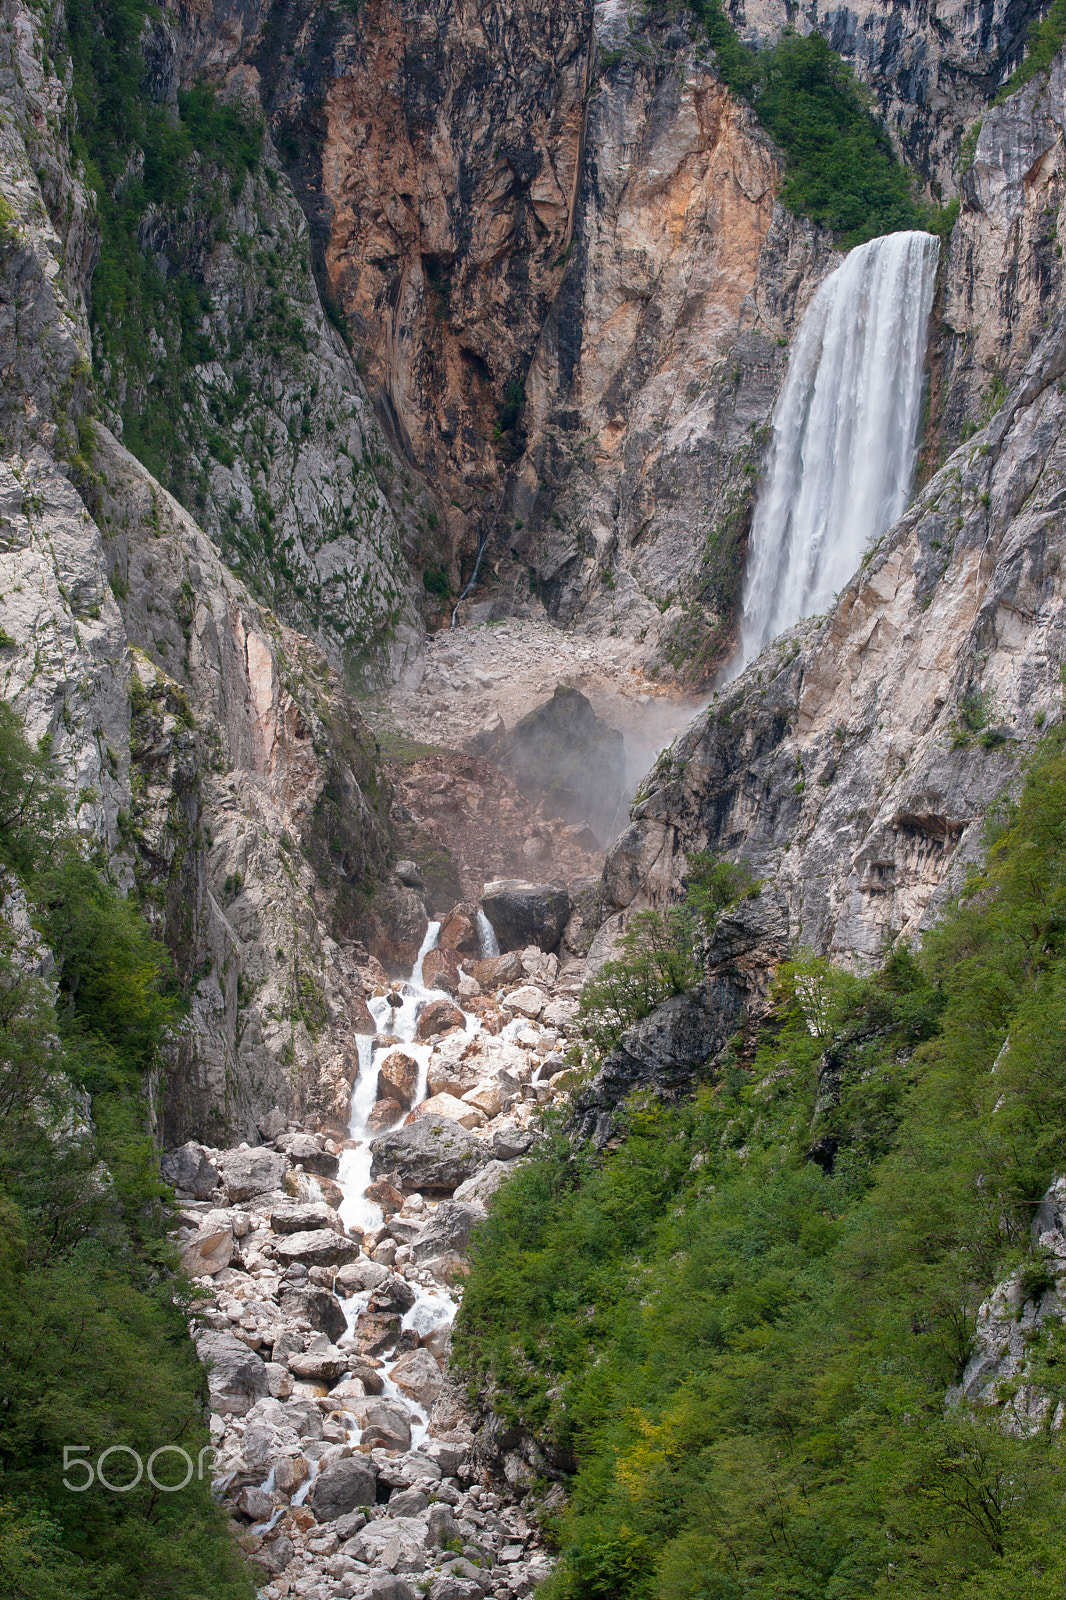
578 908 702 1054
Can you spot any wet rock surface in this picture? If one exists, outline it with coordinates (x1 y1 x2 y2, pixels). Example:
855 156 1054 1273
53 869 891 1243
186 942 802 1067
480 882 571 955
172 925 588 1597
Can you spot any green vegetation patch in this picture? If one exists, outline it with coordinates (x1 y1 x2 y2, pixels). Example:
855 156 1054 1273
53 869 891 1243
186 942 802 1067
996 0 1066 102
579 855 760 1053
0 703 253 1599
688 4 926 246
457 725 1066 1599
65 0 264 487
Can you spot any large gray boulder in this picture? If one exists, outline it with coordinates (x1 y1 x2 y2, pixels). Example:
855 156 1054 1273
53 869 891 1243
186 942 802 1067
217 1146 286 1202
161 1141 218 1198
270 1201 341 1235
427 1502 462 1548
335 1257 392 1295
390 1348 444 1406
364 1575 419 1600
369 1271 418 1315
361 1399 413 1452
370 1116 480 1193
310 1455 379 1522
273 1228 360 1268
410 1200 482 1263
275 1131 340 1178
195 1330 269 1417
180 1223 233 1278
481 880 570 954
500 685 626 843
279 1285 347 1342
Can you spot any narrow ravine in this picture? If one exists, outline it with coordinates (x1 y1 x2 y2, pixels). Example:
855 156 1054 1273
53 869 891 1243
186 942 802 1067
174 893 585 1599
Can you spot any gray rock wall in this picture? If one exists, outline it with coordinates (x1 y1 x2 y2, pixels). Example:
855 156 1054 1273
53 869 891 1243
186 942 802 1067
731 0 1044 191
0 0 397 1143
601 79 1066 964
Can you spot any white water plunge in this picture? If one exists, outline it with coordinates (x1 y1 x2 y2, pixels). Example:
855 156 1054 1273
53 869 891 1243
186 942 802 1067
735 230 939 672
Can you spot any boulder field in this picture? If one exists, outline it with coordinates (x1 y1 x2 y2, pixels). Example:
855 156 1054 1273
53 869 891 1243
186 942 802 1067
171 927 585 1598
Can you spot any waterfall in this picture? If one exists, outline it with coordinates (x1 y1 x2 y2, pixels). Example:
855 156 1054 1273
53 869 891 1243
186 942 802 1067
735 230 939 672
476 908 499 959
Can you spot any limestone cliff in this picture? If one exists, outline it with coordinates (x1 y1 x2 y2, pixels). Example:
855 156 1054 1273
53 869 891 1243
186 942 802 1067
504 20 838 682
602 48 1066 971
157 0 840 681
0 0 401 1144
81 11 430 685
110 0 1062 694
732 0 1045 193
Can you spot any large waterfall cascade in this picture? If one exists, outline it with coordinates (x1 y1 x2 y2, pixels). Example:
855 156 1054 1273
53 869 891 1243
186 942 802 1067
734 229 939 672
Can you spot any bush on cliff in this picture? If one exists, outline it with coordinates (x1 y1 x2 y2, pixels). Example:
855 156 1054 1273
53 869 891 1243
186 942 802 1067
577 854 758 1054
0 703 253 1598
683 4 927 247
457 726 1066 1598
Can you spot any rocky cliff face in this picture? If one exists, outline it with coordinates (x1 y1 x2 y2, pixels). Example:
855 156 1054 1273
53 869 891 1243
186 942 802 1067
168 0 594 602
732 0 1043 192
505 21 838 682
159 0 841 681
602 51 1066 971
85 10 430 685
95 0 1060 697
0 0 407 1144
938 52 1066 448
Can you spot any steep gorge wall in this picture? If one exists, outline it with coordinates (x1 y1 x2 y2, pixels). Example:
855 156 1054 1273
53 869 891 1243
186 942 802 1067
160 0 841 680
101 0 1063 695
167 0 594 605
153 0 1050 690
0 0 413 1145
503 25 839 681
602 47 1066 971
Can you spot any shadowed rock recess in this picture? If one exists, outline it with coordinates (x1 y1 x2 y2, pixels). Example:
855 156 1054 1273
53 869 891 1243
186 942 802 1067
9 0 1066 1592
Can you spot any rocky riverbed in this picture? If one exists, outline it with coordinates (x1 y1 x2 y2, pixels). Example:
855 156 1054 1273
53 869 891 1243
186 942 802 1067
173 898 587 1599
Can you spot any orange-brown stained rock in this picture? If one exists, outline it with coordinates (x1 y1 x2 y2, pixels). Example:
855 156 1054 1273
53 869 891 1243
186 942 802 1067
364 1180 405 1214
366 1097 403 1131
320 0 588 546
438 909 478 955
415 996 466 1040
377 1050 420 1108
422 947 461 995
351 1311 401 1357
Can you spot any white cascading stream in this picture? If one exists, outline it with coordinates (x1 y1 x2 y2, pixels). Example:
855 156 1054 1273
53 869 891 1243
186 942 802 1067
734 229 939 672
476 908 499 959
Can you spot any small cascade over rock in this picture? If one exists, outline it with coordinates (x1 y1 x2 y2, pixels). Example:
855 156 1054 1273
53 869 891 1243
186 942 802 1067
736 229 939 671
477 907 500 959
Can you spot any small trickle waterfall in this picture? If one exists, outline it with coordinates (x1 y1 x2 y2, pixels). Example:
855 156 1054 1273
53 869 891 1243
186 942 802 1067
476 908 500 959
735 229 939 672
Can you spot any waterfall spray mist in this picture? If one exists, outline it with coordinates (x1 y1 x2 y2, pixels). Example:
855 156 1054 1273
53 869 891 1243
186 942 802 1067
734 230 939 673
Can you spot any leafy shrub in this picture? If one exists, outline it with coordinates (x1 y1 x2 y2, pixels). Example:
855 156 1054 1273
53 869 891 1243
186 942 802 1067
459 724 1066 1600
577 855 760 1054
422 566 451 600
691 5 926 246
578 908 702 1054
0 703 253 1597
683 849 761 931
